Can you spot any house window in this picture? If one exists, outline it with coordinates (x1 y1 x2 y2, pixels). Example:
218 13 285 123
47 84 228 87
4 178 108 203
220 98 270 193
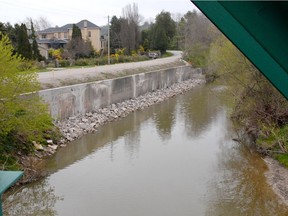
88 31 91 37
64 32 68 39
42 34 47 39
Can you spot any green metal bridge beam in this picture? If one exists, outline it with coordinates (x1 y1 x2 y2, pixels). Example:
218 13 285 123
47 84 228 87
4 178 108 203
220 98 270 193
192 1 288 99
0 171 23 215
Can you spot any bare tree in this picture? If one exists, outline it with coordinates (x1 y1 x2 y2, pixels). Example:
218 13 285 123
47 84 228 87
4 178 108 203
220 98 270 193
120 3 141 54
23 16 52 31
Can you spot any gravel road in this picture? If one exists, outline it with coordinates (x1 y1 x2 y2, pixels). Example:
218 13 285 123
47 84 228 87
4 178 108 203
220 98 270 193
38 51 183 88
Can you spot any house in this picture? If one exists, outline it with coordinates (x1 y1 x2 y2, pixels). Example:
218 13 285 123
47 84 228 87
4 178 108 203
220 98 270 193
37 20 103 58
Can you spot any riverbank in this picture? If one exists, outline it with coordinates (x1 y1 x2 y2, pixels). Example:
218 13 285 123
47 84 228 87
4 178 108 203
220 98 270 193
55 78 204 143
264 157 288 206
18 78 205 184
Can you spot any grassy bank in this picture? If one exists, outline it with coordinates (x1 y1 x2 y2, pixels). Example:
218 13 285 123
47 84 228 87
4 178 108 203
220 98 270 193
203 35 288 166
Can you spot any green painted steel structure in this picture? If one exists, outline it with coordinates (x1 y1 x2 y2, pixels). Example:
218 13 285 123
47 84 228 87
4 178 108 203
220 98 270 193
0 171 23 215
192 1 288 99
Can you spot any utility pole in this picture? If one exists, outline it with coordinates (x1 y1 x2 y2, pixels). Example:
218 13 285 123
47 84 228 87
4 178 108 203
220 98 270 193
107 15 110 65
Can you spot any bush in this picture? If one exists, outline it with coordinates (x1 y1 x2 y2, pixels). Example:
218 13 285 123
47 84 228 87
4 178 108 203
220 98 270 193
0 34 59 168
59 60 70 67
75 58 89 66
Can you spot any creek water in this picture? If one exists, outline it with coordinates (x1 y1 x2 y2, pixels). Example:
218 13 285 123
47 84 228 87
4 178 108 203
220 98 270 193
4 84 288 216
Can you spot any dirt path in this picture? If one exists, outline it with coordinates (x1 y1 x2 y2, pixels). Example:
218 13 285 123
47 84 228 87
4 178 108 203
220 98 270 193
38 51 184 89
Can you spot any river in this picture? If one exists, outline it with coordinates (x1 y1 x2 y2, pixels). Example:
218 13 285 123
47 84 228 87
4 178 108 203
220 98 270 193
4 84 288 215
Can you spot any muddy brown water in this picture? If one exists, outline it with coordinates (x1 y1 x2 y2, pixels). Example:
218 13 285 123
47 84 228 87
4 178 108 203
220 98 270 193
4 84 288 215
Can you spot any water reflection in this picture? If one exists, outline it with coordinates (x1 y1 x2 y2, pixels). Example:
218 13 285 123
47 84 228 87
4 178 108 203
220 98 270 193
206 141 288 216
152 99 177 141
3 179 63 216
180 86 220 138
5 84 288 215
44 108 153 173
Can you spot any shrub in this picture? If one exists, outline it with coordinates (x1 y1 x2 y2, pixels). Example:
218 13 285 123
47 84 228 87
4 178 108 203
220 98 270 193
59 60 70 67
0 34 59 167
75 58 89 66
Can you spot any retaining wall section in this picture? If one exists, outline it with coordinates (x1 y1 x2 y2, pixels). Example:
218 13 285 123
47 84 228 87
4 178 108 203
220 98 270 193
38 66 202 120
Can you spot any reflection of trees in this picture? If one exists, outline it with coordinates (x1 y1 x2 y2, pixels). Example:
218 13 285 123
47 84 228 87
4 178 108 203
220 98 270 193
206 142 288 216
181 86 220 138
153 99 177 141
44 107 154 173
3 179 62 216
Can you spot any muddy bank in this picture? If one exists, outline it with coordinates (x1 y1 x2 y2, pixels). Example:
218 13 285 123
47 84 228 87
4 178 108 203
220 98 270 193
18 78 204 184
264 157 288 206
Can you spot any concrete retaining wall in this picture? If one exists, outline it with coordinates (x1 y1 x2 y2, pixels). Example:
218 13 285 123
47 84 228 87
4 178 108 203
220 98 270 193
39 66 202 120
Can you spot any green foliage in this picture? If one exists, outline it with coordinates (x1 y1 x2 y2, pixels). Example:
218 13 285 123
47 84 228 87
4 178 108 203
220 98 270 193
275 154 288 167
110 16 122 51
0 154 20 170
207 33 288 163
151 26 168 53
14 24 32 59
30 21 42 61
161 52 173 58
180 10 219 68
139 11 176 53
72 24 82 39
75 58 89 66
59 59 70 67
0 34 57 157
185 43 210 67
155 11 176 39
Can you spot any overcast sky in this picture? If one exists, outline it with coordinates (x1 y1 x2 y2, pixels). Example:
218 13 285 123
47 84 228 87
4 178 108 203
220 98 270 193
0 0 198 27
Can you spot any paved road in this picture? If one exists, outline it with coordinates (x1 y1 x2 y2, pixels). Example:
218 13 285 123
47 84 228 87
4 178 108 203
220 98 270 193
38 51 183 87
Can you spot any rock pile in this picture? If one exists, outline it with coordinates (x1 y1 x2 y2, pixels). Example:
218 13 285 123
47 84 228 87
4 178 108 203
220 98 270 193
56 78 205 144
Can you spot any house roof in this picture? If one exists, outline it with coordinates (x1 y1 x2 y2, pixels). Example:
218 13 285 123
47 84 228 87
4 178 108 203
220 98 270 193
37 20 100 34
36 38 69 44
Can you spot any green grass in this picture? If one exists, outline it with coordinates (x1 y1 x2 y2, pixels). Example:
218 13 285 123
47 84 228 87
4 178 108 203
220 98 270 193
0 155 21 171
161 52 173 58
275 154 288 167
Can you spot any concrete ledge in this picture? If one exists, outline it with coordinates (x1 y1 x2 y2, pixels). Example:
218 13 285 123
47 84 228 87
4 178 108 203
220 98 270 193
39 66 202 120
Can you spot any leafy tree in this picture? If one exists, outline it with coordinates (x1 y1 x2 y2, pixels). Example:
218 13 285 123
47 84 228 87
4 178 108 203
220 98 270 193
110 16 122 51
0 22 18 53
15 24 32 59
72 24 82 39
208 34 288 156
148 11 176 53
0 34 56 154
151 26 168 53
140 29 150 51
30 21 42 61
155 11 176 40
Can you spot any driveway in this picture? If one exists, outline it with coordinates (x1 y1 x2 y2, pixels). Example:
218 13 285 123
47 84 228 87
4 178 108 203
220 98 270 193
38 51 183 88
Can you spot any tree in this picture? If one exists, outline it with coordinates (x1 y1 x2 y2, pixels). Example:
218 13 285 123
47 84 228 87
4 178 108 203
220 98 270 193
151 26 168 53
15 24 32 59
179 10 219 67
67 24 93 59
148 11 176 53
72 24 82 39
30 21 41 61
0 34 55 154
120 3 141 54
155 11 176 40
23 17 52 31
110 16 122 51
